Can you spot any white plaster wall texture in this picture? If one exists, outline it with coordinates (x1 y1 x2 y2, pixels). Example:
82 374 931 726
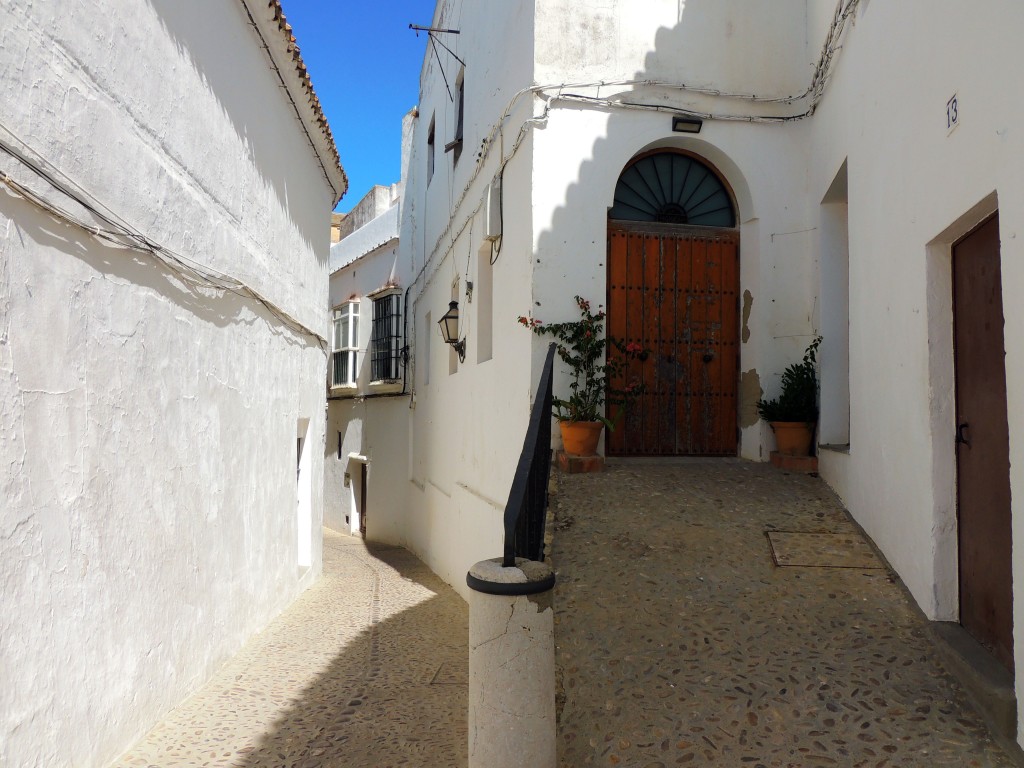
397 0 538 599
324 394 411 543
325 399 363 533
401 0 1024 746
529 103 817 459
536 0 810 99
398 0 825 595
0 2 334 766
325 230 410 540
330 204 400 273
528 0 830 462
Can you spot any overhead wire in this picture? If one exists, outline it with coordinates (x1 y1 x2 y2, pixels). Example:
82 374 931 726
407 0 860 302
0 121 329 353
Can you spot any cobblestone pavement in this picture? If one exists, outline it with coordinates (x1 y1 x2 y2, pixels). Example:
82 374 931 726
550 460 1019 768
111 530 467 768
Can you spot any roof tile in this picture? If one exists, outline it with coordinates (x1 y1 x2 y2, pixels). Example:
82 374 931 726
266 0 348 196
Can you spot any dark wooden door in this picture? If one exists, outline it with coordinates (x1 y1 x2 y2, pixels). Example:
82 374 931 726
953 213 1013 671
607 222 739 456
359 463 368 537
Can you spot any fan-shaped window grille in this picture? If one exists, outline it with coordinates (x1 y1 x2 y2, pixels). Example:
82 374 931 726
609 152 735 227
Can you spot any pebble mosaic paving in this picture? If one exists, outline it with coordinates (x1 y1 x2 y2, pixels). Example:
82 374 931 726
550 460 1020 767
110 530 467 768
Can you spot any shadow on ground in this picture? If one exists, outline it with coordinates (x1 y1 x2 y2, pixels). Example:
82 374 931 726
235 543 467 768
112 535 468 768
551 462 1018 768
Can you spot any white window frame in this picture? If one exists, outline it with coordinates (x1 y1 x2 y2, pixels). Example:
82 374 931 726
332 301 359 388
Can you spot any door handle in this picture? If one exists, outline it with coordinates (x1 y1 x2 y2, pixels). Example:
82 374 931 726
956 422 970 447
702 352 714 363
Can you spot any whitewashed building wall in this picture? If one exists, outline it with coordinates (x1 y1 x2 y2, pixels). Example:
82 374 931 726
531 0 819 459
806 1 1024 738
397 0 820 595
326 200 409 541
401 0 1024 745
397 0 539 594
0 2 344 766
324 110 415 545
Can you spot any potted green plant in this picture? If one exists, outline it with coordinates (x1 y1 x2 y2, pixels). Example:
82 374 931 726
518 296 644 455
756 335 822 457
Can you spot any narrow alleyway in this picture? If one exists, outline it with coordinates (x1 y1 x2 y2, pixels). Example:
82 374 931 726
111 530 467 768
551 461 1020 767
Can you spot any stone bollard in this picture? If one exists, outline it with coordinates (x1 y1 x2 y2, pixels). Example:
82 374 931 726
466 557 557 768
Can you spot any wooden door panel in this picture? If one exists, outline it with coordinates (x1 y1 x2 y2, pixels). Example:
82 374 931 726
359 462 368 537
653 236 677 452
642 234 664 449
953 213 1013 671
608 223 738 456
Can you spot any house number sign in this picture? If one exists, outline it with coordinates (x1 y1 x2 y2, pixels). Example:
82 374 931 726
947 93 959 134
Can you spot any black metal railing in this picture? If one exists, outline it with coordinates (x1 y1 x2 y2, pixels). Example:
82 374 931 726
502 343 556 567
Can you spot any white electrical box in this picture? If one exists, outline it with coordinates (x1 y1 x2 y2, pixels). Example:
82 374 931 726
483 177 502 241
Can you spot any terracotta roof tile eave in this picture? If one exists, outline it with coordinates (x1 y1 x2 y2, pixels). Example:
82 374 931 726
244 0 348 203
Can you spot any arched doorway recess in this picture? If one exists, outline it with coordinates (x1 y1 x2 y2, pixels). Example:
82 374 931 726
607 149 739 456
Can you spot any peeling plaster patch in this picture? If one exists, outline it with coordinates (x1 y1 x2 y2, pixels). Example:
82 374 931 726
742 290 754 343
739 368 762 428
526 590 553 613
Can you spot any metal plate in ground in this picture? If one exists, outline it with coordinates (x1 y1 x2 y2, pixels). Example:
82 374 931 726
766 531 884 569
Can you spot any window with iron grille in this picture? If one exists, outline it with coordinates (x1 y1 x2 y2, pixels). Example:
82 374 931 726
370 292 402 383
332 301 359 387
427 116 435 184
445 73 465 165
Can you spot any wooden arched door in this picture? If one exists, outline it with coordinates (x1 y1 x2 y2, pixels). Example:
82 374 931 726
606 151 739 457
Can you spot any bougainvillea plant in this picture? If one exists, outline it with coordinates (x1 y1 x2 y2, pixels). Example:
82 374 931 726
518 296 645 428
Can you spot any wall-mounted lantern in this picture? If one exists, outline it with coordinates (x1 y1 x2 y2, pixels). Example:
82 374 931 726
438 300 466 362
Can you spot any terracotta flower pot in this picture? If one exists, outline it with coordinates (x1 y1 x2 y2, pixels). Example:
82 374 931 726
770 421 815 457
559 420 603 456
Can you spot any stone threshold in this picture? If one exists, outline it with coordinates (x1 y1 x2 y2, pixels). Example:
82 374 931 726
929 621 1022 759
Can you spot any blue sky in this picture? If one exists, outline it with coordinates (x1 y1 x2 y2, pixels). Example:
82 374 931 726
282 1 438 212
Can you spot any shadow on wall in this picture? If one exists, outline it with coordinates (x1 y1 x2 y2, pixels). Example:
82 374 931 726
642 0 810 99
147 0 327 262
531 0 815 304
531 0 798 288
0 188 321 352
529 109 754 341
525 2 821 455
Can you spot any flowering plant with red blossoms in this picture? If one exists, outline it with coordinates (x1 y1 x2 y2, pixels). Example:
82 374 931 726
518 296 645 428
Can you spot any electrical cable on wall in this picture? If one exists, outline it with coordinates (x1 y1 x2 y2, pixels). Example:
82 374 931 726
407 0 860 302
489 164 504 265
0 122 330 354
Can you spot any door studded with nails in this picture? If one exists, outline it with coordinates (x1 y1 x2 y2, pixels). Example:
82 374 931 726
607 221 739 456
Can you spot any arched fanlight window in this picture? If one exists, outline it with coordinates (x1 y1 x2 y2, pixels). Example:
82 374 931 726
609 152 735 227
